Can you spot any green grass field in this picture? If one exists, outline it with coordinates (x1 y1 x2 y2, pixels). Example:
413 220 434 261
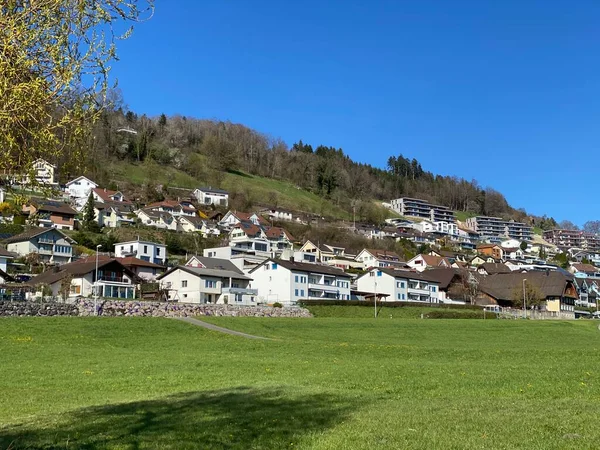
1 316 600 449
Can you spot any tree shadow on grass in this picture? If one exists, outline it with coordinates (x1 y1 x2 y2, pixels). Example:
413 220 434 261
226 169 253 178
0 387 355 449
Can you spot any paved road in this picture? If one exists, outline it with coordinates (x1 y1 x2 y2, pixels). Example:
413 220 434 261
173 316 272 340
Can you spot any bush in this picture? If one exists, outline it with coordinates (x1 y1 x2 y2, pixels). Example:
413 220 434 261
424 310 484 319
272 302 283 308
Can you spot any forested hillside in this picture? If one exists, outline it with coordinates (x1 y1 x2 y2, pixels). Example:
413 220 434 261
70 95 558 228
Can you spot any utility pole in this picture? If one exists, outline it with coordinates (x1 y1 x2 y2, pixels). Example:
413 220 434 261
522 278 527 319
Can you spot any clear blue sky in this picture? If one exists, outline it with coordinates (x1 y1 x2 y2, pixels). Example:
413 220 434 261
111 0 600 225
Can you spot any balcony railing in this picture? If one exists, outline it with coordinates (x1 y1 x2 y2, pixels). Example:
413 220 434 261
222 287 258 295
38 238 55 244
99 276 126 283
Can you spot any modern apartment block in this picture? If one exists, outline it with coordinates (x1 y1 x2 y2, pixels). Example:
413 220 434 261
543 229 600 252
466 216 533 241
390 197 455 223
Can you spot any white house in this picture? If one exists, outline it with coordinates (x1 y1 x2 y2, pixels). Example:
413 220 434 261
29 257 137 299
135 208 179 231
356 267 441 303
114 240 167 265
249 258 352 306
406 254 452 272
355 248 403 268
193 187 229 207
145 200 197 217
92 188 131 204
201 246 269 273
95 202 135 228
261 208 294 222
219 211 267 229
31 159 57 186
65 176 98 207
157 257 256 305
118 257 164 281
4 227 75 265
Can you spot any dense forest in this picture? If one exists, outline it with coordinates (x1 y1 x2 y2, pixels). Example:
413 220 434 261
70 93 560 229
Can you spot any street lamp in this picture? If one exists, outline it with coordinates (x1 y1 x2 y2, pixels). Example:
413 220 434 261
522 278 527 319
94 244 102 316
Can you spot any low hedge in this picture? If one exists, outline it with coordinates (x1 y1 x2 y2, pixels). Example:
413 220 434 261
298 299 482 310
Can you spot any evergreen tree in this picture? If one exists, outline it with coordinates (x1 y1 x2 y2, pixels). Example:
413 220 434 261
82 192 98 231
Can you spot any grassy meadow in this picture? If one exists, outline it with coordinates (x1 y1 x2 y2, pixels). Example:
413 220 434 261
1 315 600 449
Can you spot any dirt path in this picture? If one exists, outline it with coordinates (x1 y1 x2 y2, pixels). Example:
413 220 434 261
172 317 273 340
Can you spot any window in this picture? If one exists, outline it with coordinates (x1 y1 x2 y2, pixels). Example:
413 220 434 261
181 280 188 288
205 280 217 289
401 294 405 300
156 247 161 256
143 245 148 254
250 296 255 302
401 282 405 288
377 271 382 277
300 289 305 297
369 272 375 277
295 289 299 296
431 286 436 292
397 293 401 300
295 275 299 283
272 263 278 270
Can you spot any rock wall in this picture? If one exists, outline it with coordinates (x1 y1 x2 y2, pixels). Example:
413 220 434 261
0 301 79 317
76 299 312 318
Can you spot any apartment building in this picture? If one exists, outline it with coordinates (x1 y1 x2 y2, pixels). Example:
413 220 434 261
543 229 600 252
390 197 455 223
356 267 442 303
466 216 533 241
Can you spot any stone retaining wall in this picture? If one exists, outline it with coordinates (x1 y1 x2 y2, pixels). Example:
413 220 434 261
0 301 79 317
76 299 312 318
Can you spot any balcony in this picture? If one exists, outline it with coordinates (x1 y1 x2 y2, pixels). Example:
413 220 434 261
38 238 55 244
99 276 126 283
222 287 258 295
308 283 339 293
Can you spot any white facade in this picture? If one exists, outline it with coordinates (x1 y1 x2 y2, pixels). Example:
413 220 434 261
249 260 352 306
114 240 167 265
193 188 229 207
65 176 98 206
32 159 57 185
158 266 256 305
355 249 401 268
6 228 74 265
357 268 441 303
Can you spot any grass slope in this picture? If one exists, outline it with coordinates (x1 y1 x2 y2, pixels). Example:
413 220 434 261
2 317 600 449
109 161 351 219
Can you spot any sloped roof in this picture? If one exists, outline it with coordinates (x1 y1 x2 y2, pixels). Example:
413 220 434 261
477 243 501 249
185 256 243 273
29 199 78 216
369 267 443 284
93 188 132 204
363 248 401 261
158 264 250 281
3 227 75 244
479 263 511 274
250 258 352 278
29 258 137 286
118 257 163 269
235 221 263 238
479 271 577 301
571 263 599 273
264 226 294 241
420 254 451 267
195 186 229 194
66 176 97 187
421 268 463 289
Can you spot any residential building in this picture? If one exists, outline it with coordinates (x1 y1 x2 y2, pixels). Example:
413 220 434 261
477 271 578 318
476 244 504 260
118 256 164 281
158 258 255 304
135 208 178 231
4 227 75 265
31 159 57 186
249 259 353 306
92 188 132 205
390 197 455 222
145 200 196 217
219 211 268 229
574 278 600 308
193 187 229 207
569 263 600 277
22 199 78 230
0 248 14 274
199 247 268 273
94 202 135 228
466 216 533 241
406 254 452 272
543 229 600 252
28 257 138 299
299 241 355 263
356 267 441 303
65 176 98 207
260 208 294 222
424 268 473 304
114 240 167 265
477 263 512 276
355 248 404 268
